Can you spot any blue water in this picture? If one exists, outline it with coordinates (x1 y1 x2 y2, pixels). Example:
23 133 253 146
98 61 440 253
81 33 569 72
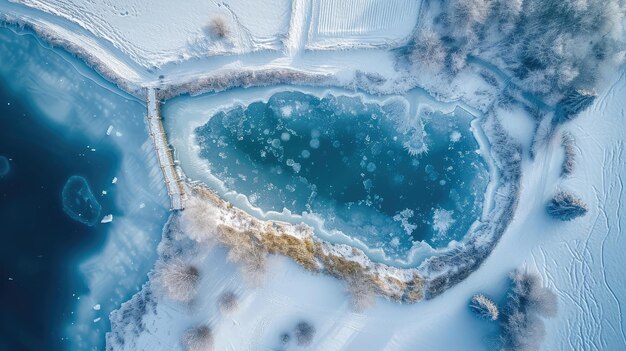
0 27 169 350
0 82 119 350
195 91 488 256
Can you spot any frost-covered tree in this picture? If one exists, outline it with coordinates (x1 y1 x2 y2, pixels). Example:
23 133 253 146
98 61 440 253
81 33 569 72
410 30 446 72
294 320 316 347
154 259 200 302
410 0 626 98
546 191 588 221
500 270 558 351
470 294 499 321
181 325 213 351
554 89 597 125
209 17 229 39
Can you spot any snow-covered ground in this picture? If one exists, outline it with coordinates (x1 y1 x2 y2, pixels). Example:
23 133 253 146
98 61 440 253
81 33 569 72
9 0 293 66
107 66 626 351
1 0 625 350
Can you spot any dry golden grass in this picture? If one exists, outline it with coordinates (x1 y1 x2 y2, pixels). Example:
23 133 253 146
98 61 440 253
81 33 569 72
319 253 366 278
261 231 319 272
405 274 425 302
216 224 266 274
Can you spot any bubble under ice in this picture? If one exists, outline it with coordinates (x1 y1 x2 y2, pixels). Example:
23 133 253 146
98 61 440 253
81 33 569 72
62 175 102 226
0 155 9 177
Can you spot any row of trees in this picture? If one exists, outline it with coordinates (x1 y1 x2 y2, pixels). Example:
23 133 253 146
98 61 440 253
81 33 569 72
409 0 626 98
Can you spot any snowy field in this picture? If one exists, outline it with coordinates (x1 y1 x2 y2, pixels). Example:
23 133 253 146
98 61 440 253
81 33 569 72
5 0 419 68
9 0 293 66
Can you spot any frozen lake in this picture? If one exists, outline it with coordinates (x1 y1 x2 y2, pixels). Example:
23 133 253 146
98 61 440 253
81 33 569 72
164 88 490 262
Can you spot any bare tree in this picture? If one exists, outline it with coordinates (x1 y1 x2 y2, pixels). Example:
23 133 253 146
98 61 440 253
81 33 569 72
294 320 316 347
209 17 229 39
181 325 213 351
154 259 200 302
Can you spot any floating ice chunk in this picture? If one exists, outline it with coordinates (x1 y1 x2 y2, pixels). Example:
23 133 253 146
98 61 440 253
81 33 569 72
62 176 102 226
0 155 10 177
112 177 118 184
139 202 146 209
280 105 293 117
106 125 114 136
281 132 291 141
115 131 122 137
309 139 320 149
433 208 455 234
393 209 417 236
100 214 113 224
390 237 400 247
450 130 462 142
93 304 101 310
101 190 107 195
292 162 301 173
366 162 377 172
301 150 311 158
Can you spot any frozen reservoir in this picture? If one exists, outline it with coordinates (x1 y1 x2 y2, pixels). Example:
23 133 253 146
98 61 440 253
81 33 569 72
165 88 489 261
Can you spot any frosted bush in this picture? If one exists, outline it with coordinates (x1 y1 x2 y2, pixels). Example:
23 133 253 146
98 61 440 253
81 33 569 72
181 325 213 351
470 294 499 321
154 259 200 302
546 191 588 221
182 197 220 242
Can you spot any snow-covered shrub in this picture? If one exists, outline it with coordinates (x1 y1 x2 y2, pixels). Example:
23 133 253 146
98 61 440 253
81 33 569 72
154 259 200 302
560 132 576 176
217 290 239 314
208 17 229 39
181 197 219 243
181 325 213 351
294 321 316 347
546 191 588 221
500 270 557 351
470 294 499 321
